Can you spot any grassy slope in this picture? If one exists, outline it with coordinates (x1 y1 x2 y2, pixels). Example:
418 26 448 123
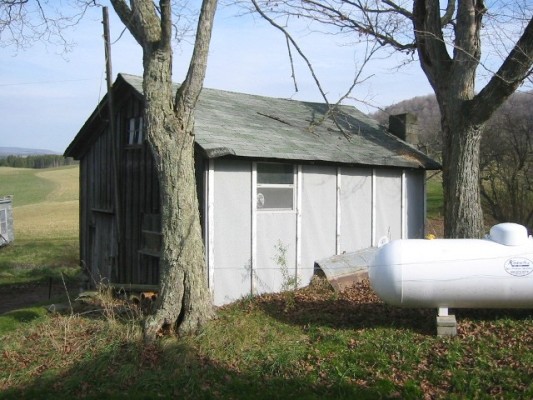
0 281 532 399
0 166 79 284
0 167 55 206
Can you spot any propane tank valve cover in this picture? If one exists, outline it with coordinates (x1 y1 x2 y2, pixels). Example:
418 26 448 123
489 223 528 246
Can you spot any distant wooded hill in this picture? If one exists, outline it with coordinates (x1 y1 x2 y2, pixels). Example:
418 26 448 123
0 147 59 157
372 91 533 228
371 90 532 160
0 151 77 169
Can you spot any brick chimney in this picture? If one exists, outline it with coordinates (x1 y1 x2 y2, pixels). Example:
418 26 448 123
388 113 419 145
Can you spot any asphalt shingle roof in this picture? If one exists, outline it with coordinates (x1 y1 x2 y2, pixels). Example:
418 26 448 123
68 73 439 170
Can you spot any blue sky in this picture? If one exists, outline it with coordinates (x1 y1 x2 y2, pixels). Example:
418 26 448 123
0 2 433 153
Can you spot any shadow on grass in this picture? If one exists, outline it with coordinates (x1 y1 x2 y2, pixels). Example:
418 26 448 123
2 309 42 323
255 295 436 336
0 338 404 400
2 287 533 399
239 280 436 335
254 296 533 337
453 307 533 322
0 278 80 316
0 308 46 335
247 280 533 336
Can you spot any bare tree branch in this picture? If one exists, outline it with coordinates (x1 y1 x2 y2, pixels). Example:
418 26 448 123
0 0 91 52
251 0 331 105
441 0 456 26
472 16 533 124
176 0 218 111
254 0 383 137
285 35 298 92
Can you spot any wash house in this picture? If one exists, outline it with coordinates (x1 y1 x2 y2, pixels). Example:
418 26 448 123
65 73 439 305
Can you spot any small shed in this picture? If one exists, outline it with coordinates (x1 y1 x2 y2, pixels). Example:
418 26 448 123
65 73 439 305
0 196 14 247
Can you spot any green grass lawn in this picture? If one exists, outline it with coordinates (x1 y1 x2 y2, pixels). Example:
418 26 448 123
0 166 80 285
426 173 443 219
0 167 56 206
0 281 532 398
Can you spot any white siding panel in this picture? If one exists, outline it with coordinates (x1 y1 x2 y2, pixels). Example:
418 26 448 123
212 160 252 305
340 168 373 252
300 165 337 283
375 170 402 243
255 212 297 295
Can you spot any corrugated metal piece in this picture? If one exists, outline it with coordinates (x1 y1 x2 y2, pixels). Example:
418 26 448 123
315 247 377 292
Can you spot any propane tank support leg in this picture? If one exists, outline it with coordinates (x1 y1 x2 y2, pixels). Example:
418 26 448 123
436 308 457 337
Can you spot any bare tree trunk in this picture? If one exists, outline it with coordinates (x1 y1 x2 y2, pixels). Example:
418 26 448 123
413 0 487 238
141 56 213 341
441 104 485 238
110 0 217 341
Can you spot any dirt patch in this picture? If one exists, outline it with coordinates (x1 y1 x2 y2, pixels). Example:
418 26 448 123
0 281 79 315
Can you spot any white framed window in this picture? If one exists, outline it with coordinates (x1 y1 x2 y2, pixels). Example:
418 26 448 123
256 163 295 210
127 116 144 145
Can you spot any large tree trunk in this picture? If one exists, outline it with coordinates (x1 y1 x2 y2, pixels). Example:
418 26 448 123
413 0 533 238
110 0 217 341
413 0 486 238
141 56 213 341
440 104 485 238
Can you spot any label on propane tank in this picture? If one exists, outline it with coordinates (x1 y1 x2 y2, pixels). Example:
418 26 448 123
504 257 533 277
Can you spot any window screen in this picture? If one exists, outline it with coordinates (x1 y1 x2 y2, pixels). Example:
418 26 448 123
257 163 294 210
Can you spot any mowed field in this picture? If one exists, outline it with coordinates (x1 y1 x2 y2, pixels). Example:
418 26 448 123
0 166 79 282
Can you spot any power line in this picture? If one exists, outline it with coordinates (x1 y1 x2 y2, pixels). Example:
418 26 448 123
0 77 98 87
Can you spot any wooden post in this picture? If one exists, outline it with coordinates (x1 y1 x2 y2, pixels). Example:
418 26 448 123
102 7 122 274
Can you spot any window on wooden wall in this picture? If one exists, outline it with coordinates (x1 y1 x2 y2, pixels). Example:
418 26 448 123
256 163 295 210
127 116 144 145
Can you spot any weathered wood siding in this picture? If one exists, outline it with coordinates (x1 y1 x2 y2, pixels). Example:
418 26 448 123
80 92 161 286
79 115 117 283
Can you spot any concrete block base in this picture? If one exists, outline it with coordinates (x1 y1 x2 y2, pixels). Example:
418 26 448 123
437 315 457 337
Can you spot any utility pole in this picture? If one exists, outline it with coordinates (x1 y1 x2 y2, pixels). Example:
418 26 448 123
103 6 122 275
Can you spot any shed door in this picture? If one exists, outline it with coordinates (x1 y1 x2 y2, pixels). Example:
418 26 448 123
254 163 297 294
90 212 117 283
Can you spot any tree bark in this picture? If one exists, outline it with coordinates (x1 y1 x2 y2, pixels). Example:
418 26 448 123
440 101 485 238
414 0 487 238
110 0 217 341
141 57 213 341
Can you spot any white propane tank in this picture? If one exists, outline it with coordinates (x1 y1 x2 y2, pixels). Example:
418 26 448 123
369 223 533 308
